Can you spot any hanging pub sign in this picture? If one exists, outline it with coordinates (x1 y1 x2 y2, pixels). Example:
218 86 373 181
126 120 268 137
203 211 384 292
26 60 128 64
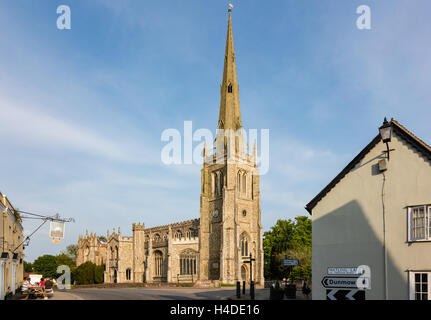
49 221 65 239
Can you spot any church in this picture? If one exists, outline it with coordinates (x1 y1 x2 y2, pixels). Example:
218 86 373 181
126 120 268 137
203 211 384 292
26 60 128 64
77 9 264 286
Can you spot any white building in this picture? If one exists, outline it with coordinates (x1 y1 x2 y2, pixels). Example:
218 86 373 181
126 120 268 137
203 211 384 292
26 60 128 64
0 192 24 300
307 119 431 300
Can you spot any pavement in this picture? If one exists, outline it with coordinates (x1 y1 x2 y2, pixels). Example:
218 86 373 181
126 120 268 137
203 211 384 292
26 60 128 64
11 286 311 301
68 287 257 300
48 290 83 300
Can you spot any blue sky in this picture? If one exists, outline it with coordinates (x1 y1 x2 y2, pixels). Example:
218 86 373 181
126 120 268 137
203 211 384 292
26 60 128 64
1 0 431 262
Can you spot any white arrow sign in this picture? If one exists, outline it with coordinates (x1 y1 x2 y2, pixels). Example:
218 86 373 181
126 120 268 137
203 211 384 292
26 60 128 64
327 289 338 300
322 276 369 289
346 290 358 300
326 289 365 301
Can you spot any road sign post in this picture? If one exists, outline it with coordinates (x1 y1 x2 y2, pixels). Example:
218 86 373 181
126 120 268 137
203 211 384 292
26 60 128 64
243 253 256 300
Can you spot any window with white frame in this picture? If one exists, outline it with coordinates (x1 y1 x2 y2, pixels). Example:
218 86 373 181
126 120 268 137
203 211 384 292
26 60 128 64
409 272 431 300
408 206 431 241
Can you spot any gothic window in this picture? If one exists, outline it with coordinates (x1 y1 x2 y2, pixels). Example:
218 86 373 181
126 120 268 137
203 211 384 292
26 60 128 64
175 230 182 240
237 172 241 192
154 251 163 277
126 268 131 280
242 172 247 194
214 172 219 196
211 173 215 196
153 234 161 242
219 171 224 194
240 233 249 257
228 83 233 93
180 250 198 275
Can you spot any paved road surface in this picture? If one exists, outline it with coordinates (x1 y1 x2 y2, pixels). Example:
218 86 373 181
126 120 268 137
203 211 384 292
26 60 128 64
59 287 269 300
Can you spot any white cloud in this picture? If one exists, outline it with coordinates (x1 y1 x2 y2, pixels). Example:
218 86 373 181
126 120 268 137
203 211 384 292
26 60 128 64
0 100 155 164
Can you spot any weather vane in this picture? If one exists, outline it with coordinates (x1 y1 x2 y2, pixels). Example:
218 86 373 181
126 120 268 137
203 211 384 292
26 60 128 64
229 3 234 10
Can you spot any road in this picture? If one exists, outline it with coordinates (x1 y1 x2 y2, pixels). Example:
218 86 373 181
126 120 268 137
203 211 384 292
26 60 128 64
59 287 269 300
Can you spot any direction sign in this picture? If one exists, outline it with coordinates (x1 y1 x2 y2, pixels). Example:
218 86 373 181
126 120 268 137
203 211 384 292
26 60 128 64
284 259 299 266
328 267 363 275
321 276 369 289
326 289 365 301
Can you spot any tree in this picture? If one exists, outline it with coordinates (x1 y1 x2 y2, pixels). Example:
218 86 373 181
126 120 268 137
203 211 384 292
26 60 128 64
74 261 104 285
56 253 75 270
64 244 78 264
263 216 312 280
24 261 33 273
32 255 59 278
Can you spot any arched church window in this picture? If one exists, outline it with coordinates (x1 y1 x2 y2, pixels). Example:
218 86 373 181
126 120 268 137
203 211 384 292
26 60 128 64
214 172 219 196
154 251 163 277
242 172 247 194
228 83 233 93
180 250 198 275
212 172 216 196
219 171 224 194
237 172 241 192
240 233 249 257
126 268 131 280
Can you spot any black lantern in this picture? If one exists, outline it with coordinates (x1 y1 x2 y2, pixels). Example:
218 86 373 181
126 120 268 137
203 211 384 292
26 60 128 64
379 118 392 143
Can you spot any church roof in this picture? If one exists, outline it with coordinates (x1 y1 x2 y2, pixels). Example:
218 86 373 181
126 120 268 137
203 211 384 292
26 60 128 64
142 218 200 232
305 119 431 214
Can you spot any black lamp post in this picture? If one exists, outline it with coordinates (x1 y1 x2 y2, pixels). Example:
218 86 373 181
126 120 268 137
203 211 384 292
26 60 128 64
379 118 393 160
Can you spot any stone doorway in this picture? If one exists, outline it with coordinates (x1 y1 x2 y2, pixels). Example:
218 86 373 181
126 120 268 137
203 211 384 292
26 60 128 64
241 265 248 283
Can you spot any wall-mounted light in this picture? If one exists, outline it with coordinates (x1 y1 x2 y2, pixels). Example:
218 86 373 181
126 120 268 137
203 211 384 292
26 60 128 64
379 118 394 161
379 118 392 144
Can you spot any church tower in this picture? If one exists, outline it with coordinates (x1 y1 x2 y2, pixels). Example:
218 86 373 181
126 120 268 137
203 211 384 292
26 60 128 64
199 9 264 285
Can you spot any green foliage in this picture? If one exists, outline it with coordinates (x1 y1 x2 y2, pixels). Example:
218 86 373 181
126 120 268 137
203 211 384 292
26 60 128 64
220 283 236 287
32 251 79 281
95 265 105 284
24 261 33 273
263 216 312 281
32 255 59 278
64 244 78 263
74 261 105 285
56 253 75 268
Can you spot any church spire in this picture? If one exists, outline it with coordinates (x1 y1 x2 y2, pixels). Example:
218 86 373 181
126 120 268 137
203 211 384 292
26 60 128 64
218 8 242 132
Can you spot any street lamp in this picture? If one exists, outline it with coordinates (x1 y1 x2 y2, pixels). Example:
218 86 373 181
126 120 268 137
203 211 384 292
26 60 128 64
379 118 393 161
379 118 392 144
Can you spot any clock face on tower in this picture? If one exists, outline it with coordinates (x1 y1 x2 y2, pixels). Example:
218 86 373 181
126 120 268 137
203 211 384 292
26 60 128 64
214 209 219 218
